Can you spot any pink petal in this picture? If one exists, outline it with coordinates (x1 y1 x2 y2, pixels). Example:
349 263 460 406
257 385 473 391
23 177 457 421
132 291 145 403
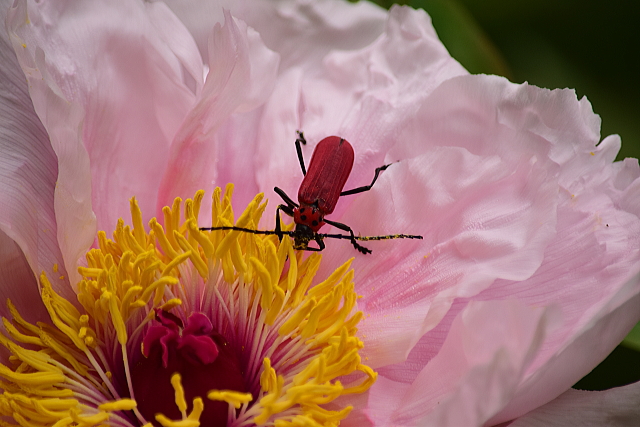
488 281 640 424
477 99 640 423
350 154 555 368
360 74 640 422
345 76 638 372
344 76 569 367
366 300 552 426
614 158 640 214
0 1 72 298
509 381 640 427
157 10 279 213
0 230 50 337
6 0 201 282
335 390 374 427
163 0 387 71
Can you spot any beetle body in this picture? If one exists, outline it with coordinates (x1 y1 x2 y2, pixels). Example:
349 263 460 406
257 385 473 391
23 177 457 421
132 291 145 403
294 136 354 232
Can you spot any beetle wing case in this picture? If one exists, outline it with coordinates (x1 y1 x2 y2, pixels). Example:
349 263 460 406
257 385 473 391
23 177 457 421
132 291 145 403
298 136 354 215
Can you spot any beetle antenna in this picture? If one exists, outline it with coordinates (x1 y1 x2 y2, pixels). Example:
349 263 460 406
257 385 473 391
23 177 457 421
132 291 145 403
199 226 296 237
317 233 423 241
200 226 423 242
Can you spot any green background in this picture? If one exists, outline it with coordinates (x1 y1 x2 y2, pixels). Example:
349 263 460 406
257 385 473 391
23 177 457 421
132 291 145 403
365 0 640 391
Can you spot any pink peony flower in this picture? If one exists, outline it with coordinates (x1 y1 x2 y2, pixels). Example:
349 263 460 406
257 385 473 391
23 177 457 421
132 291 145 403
1 0 639 426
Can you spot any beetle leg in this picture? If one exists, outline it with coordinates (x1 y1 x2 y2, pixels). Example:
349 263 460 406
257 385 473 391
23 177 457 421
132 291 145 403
295 130 308 176
295 235 324 252
274 187 299 242
275 204 295 241
274 187 299 210
313 235 325 252
340 163 393 196
323 218 372 254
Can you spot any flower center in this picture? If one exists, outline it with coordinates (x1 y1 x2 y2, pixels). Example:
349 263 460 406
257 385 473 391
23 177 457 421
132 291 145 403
0 185 377 426
132 310 246 426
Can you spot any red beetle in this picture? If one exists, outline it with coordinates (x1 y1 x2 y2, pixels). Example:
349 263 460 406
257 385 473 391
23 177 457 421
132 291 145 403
274 131 395 254
201 131 422 254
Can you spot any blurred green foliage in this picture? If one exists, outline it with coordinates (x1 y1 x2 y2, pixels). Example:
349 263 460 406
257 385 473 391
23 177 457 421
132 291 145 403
365 0 640 391
624 321 640 352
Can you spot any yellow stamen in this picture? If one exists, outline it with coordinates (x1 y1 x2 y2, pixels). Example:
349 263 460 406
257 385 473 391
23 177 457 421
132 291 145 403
0 186 376 426
171 373 188 416
188 398 204 421
98 399 137 411
155 414 200 427
260 358 278 393
207 390 253 408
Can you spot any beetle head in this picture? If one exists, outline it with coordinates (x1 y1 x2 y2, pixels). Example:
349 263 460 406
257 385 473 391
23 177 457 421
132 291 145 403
292 223 315 250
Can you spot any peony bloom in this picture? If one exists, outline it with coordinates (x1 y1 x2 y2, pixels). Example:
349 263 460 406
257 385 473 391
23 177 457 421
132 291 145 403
1 0 639 426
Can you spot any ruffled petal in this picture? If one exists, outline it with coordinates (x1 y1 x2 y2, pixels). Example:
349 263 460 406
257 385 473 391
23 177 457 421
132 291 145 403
156 10 279 212
163 0 387 71
366 300 552 426
362 74 640 421
509 381 640 427
6 0 201 282
345 75 570 367
488 282 640 424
